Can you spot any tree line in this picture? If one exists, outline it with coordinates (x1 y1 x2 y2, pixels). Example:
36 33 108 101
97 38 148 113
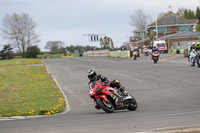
182 6 200 19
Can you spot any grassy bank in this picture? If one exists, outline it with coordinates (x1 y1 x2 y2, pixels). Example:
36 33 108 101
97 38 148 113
0 59 42 66
0 59 66 117
37 53 79 59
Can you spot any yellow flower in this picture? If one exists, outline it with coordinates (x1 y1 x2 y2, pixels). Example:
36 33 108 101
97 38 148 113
47 112 51 115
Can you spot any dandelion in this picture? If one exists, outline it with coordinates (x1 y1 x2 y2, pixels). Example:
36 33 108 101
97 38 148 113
47 112 51 115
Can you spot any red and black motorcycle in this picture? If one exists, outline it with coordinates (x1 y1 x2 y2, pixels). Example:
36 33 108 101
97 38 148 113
133 49 139 60
89 80 137 113
152 51 159 64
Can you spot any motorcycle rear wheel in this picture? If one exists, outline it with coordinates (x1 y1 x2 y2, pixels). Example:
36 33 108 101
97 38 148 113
96 98 114 113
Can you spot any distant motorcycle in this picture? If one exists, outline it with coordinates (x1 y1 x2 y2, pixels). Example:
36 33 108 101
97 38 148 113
143 49 149 57
133 50 139 60
89 80 138 113
152 51 159 64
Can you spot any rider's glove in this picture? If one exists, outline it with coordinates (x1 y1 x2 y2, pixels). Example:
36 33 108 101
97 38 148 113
119 86 125 92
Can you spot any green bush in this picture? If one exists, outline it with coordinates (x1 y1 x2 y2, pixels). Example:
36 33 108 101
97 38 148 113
0 45 14 60
196 24 200 32
26 46 41 58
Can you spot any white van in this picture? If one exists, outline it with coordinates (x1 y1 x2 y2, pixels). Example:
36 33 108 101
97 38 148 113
153 40 167 53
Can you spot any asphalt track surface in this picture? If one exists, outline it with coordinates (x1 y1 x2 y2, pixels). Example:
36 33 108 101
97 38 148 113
1 55 200 133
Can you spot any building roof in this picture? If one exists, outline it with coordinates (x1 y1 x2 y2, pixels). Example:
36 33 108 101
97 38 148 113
157 30 200 40
149 12 198 27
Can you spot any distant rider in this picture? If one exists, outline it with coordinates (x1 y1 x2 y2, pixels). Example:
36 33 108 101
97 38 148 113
152 46 158 53
143 46 149 56
87 69 125 109
195 42 200 54
195 42 200 64
190 43 196 52
152 46 159 60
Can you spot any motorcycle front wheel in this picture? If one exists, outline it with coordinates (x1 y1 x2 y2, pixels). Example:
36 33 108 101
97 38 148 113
191 58 195 66
133 55 136 60
127 95 138 111
96 97 114 113
197 57 200 68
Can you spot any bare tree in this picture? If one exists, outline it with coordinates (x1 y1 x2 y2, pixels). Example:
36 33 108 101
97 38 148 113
1 13 40 57
157 12 166 19
177 7 185 17
130 9 152 30
45 41 65 54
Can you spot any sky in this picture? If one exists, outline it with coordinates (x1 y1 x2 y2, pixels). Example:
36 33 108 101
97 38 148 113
0 0 199 51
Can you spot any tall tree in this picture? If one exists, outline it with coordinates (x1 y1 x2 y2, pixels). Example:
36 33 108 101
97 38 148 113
183 7 200 19
196 13 200 32
184 9 189 19
45 41 65 54
130 9 152 30
1 13 40 57
188 9 195 19
196 6 200 18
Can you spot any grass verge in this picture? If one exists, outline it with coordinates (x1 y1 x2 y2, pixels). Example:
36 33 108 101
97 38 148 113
0 59 42 66
0 59 66 117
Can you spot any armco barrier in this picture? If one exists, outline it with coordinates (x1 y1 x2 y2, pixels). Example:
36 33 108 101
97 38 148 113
87 49 109 56
109 51 130 58
86 50 130 58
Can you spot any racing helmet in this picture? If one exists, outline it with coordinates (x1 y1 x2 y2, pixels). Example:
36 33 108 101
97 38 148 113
191 42 196 48
196 42 200 48
87 69 97 81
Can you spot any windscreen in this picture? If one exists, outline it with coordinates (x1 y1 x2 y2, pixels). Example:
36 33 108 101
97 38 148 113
157 43 166 47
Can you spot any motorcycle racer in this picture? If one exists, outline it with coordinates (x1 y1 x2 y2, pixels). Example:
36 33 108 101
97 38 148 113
87 69 124 90
87 69 125 108
195 42 200 53
152 46 159 60
195 42 200 67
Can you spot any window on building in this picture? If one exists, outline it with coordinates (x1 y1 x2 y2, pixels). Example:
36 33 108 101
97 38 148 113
158 27 170 33
176 26 191 32
140 32 145 37
171 42 178 49
180 41 190 49
135 32 145 37
135 32 140 37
